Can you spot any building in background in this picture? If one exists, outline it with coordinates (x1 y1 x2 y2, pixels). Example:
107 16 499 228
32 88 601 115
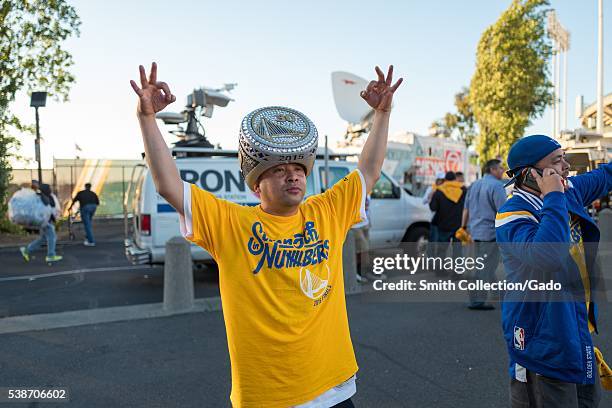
558 92 612 174
336 131 479 196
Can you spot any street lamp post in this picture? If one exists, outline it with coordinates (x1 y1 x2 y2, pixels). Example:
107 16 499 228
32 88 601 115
547 11 570 138
30 91 47 183
596 0 604 134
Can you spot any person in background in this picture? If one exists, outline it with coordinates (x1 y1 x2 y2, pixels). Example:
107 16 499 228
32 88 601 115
20 183 62 263
424 171 446 244
455 171 465 183
69 183 100 246
429 172 466 272
460 159 507 310
423 171 446 205
22 180 41 234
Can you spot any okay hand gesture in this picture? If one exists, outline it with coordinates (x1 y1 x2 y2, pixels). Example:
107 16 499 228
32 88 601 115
130 62 176 117
360 65 403 113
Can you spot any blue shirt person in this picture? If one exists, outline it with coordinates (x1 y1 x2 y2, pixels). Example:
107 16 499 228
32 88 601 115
462 159 507 310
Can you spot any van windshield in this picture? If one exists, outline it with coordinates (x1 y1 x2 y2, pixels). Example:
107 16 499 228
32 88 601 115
319 167 350 193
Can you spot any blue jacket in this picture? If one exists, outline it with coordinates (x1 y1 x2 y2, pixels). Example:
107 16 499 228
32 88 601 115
496 162 611 384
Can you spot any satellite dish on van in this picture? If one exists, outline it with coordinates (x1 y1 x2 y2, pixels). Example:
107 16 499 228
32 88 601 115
331 71 370 123
331 71 374 141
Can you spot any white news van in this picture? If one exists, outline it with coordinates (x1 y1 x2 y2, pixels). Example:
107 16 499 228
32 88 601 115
124 148 432 265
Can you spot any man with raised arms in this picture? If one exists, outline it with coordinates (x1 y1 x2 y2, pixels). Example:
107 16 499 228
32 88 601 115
131 62 402 407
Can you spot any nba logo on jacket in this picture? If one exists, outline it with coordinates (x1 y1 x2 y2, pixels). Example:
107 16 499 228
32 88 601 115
514 326 525 350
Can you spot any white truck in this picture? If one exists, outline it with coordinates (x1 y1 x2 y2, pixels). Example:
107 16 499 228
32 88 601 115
124 148 432 265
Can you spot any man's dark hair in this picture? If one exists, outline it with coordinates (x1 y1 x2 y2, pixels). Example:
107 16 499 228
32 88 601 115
444 171 456 181
455 171 464 178
85 183 92 189
484 159 502 174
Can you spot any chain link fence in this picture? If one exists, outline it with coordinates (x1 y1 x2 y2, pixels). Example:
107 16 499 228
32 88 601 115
9 159 143 218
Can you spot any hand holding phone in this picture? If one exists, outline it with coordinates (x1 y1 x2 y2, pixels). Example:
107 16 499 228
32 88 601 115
521 167 543 193
523 167 564 197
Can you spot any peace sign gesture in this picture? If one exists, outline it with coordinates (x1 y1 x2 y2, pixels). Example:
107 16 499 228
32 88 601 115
130 62 176 117
360 65 403 113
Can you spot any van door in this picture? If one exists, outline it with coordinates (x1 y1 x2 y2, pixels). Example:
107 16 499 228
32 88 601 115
125 164 145 241
369 172 404 249
153 192 182 248
132 169 146 244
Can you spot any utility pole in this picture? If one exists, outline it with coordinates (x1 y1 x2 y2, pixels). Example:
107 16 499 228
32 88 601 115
596 0 604 134
35 107 42 183
548 11 570 137
30 92 47 183
563 45 568 130
552 46 558 137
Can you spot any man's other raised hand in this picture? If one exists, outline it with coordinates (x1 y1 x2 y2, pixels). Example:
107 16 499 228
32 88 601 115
130 62 176 117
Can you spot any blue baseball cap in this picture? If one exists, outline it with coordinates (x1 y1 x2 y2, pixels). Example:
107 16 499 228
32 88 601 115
504 134 562 187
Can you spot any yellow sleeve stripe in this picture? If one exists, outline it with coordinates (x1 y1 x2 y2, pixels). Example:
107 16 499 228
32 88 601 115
495 211 539 228
496 210 534 220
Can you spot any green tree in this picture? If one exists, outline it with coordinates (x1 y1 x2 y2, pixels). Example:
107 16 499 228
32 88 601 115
469 0 552 162
429 119 451 138
438 87 478 148
0 0 80 231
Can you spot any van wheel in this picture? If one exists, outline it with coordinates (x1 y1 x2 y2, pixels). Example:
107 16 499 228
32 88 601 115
402 226 429 255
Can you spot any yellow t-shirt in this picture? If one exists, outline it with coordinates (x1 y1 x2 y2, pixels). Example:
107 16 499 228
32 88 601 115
181 169 366 407
569 213 595 333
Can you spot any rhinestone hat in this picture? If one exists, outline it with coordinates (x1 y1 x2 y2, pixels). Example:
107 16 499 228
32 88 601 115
238 106 318 191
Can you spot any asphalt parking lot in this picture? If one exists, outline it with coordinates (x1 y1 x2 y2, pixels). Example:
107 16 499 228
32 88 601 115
0 218 219 318
2 218 612 407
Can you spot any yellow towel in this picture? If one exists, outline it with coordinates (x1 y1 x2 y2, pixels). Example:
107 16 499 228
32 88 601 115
455 227 473 245
595 347 612 390
436 181 464 203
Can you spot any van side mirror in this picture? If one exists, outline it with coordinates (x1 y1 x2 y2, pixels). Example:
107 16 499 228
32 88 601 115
392 184 401 198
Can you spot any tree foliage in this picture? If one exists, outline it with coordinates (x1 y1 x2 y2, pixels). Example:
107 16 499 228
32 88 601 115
469 0 552 162
433 87 478 148
0 0 80 229
429 119 451 138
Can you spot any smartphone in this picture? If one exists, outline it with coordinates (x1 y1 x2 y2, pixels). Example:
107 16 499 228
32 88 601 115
520 167 544 193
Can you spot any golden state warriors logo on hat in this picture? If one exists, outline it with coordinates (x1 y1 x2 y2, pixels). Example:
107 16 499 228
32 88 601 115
250 108 311 144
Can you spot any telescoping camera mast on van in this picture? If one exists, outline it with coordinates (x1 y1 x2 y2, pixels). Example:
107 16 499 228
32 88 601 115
152 83 237 157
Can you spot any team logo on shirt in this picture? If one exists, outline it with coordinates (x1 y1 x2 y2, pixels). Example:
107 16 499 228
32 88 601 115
570 217 582 244
299 264 331 299
247 221 330 275
514 326 525 350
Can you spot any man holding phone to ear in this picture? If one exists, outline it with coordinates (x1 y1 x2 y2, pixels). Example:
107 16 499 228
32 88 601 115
495 134 612 407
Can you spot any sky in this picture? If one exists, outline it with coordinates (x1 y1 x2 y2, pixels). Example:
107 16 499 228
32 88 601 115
9 0 611 168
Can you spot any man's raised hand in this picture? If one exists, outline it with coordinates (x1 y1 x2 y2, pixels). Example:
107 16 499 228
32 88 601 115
360 65 403 113
130 62 176 117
